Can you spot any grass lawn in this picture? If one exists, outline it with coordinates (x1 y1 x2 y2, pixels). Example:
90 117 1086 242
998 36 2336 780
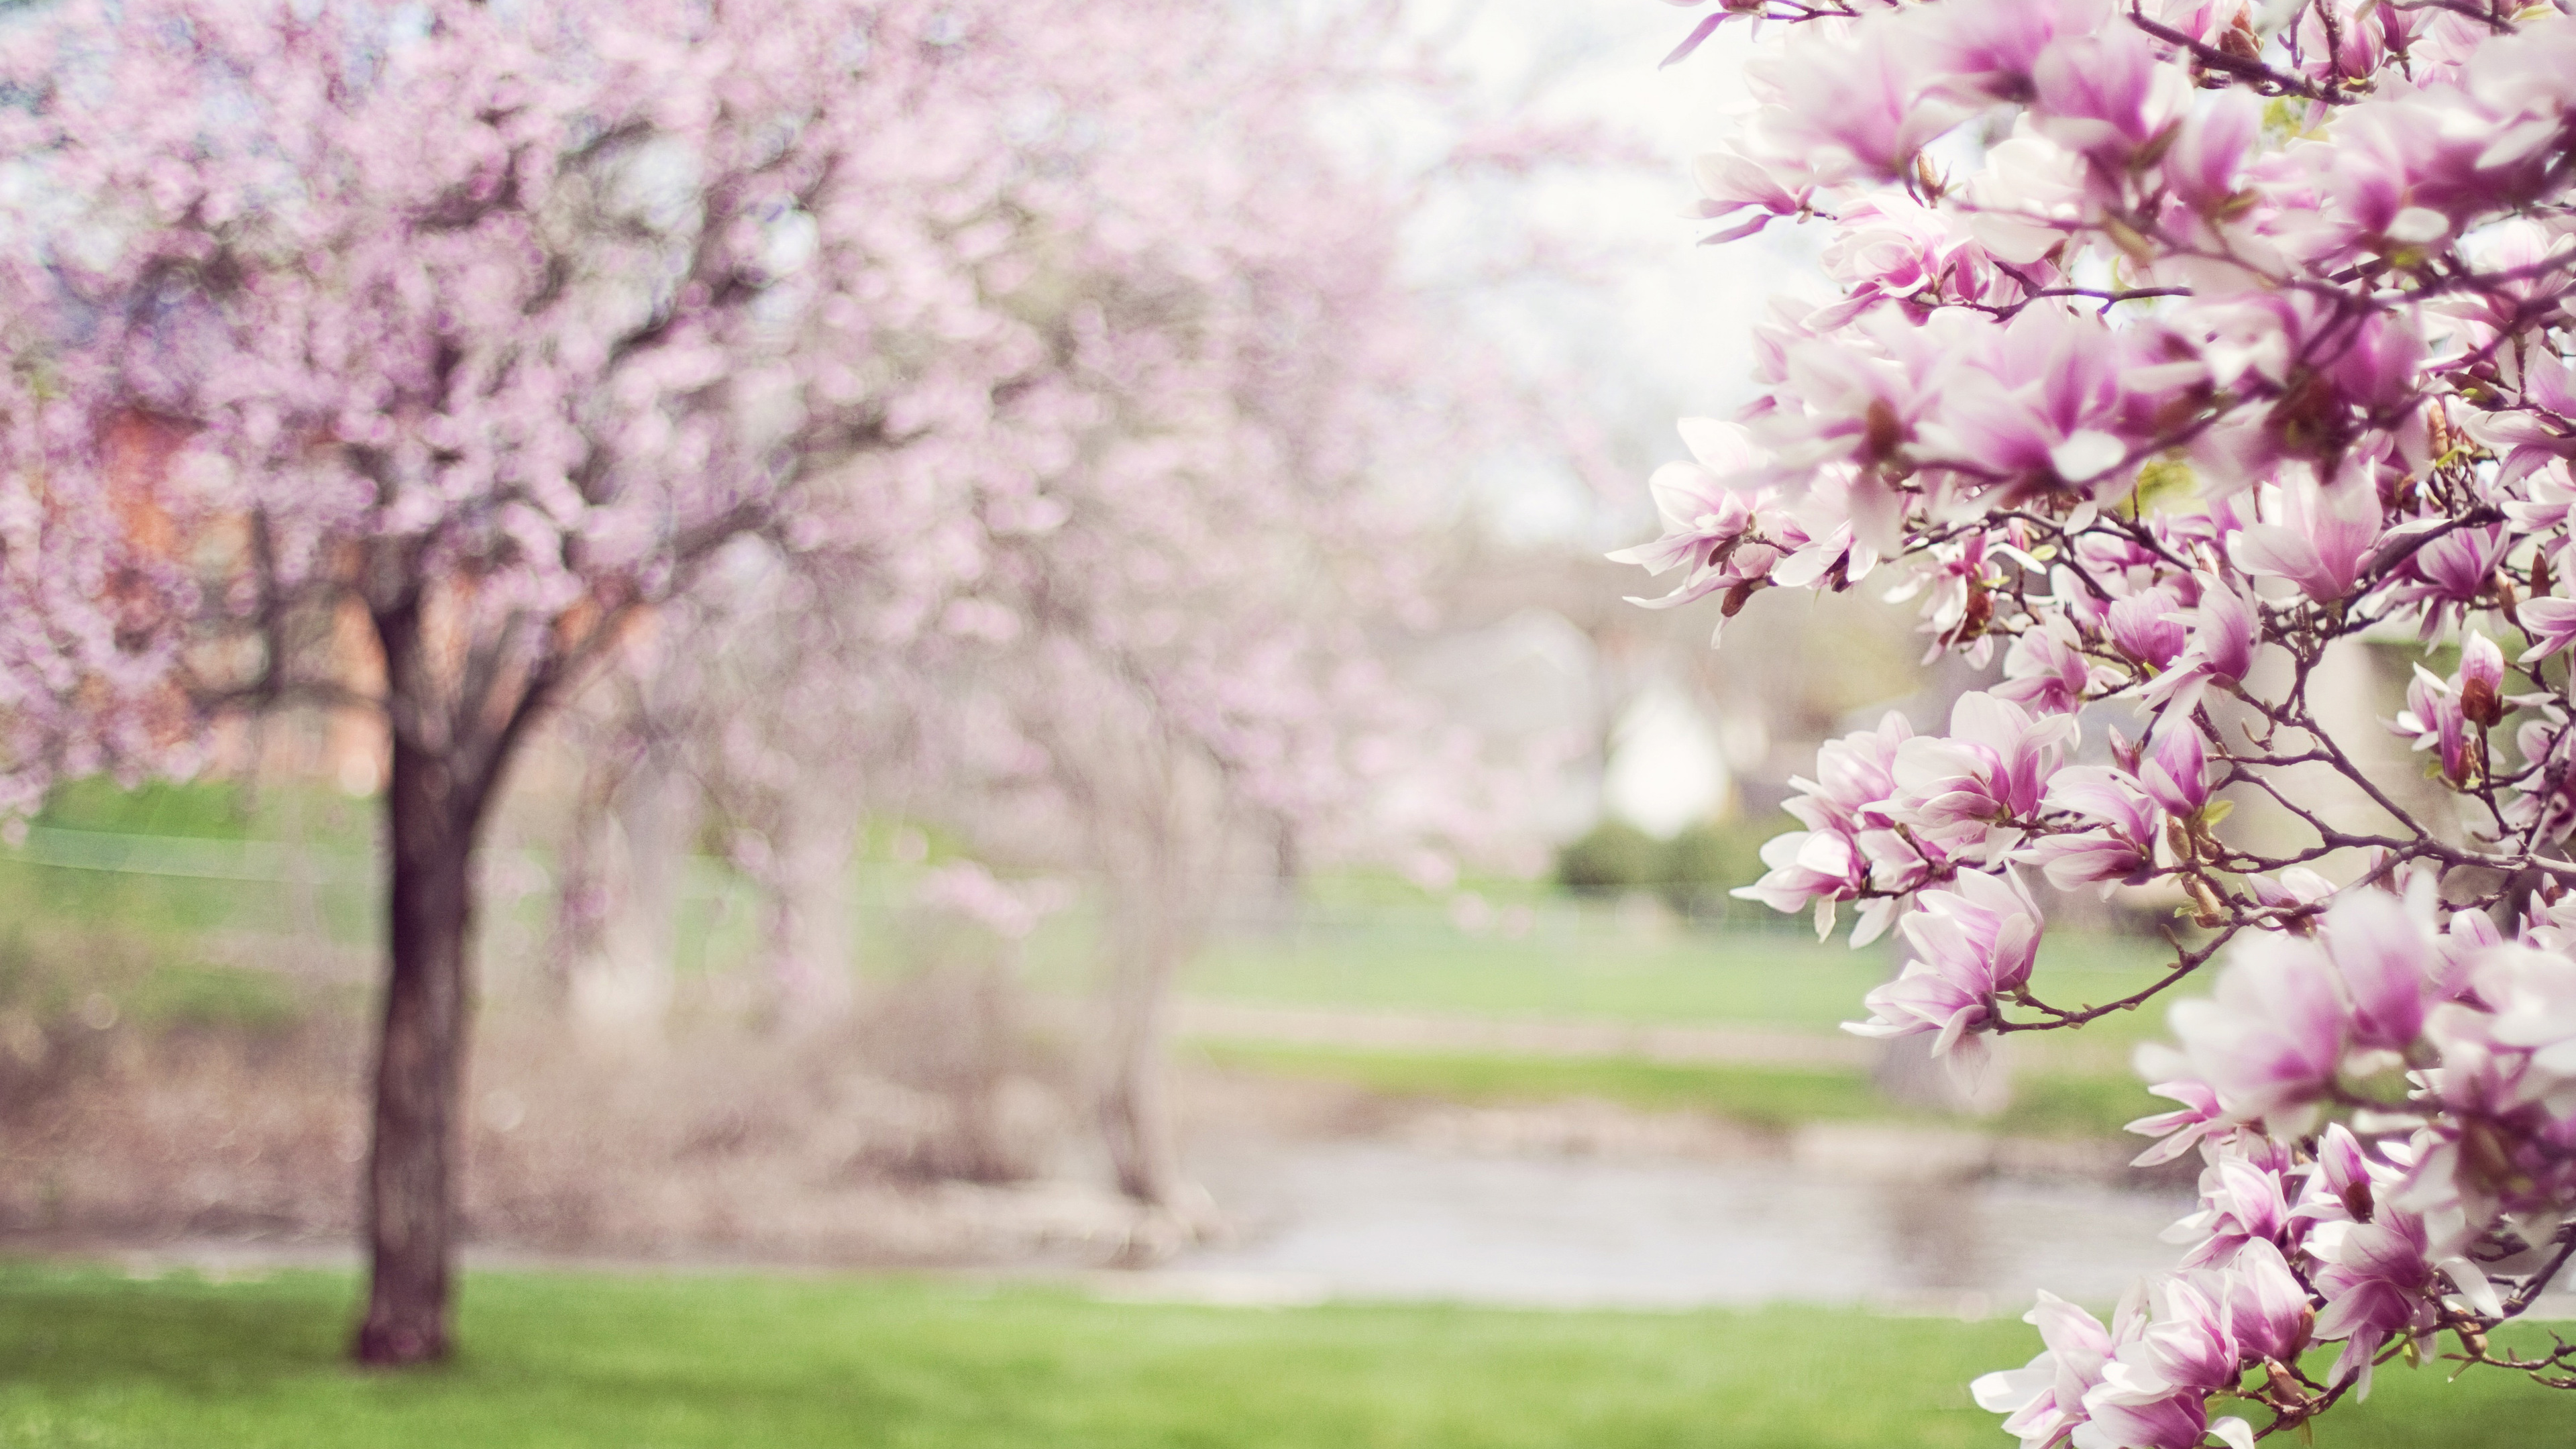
1181 920 2206 1141
1195 1042 2164 1140
1 1263 2568 1448
1185 920 2187 1043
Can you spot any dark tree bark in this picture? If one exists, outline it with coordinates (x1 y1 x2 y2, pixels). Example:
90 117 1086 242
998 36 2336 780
354 722 488 1365
349 580 563 1367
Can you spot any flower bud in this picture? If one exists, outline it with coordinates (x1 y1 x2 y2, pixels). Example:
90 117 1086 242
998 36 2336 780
2458 630 2506 729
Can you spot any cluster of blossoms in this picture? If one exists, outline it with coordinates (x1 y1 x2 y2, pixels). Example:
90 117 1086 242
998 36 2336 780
1975 885 2576 1444
1624 0 2576 1435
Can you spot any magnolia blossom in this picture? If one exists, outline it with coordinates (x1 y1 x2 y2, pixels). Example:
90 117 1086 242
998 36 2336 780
1845 869 2041 1068
1633 0 2576 1430
2313 1212 2442 1393
2018 779 2159 894
1972 1292 2114 1449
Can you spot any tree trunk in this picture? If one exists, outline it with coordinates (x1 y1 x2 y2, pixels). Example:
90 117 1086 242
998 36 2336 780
1100 918 1184 1209
353 727 488 1366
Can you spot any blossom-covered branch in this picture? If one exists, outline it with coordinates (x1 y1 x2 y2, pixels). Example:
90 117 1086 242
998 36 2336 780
1623 0 2576 1438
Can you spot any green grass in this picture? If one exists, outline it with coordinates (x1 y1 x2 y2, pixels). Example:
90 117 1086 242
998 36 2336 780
1198 1042 2165 1140
0 1264 2567 1448
1198 1042 1894 1129
36 778 261 840
1187 922 1891 1026
122 964 303 1032
1179 917 2211 1140
1185 922 2185 1037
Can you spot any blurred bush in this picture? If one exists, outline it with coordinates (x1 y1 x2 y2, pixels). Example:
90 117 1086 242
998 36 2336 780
1654 821 1764 922
1556 816 1789 926
1554 821 1661 896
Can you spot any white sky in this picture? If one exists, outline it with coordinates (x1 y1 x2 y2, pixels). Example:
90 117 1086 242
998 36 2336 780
1401 0 1830 548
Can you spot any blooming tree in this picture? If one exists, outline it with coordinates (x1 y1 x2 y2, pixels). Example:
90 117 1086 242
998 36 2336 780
0 0 1444 1364
1624 0 2576 1438
550 6 1557 1224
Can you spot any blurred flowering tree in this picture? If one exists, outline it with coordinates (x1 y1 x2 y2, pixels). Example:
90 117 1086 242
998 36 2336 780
1624 0 2576 1438
551 7 1556 1227
0 0 1510 1363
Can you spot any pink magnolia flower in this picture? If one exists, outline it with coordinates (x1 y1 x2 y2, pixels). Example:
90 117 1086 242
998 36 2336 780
2429 910 2498 998
1890 691 2078 857
2291 0 2390 86
2312 1210 2440 1393
2294 1123 2390 1231
2139 579 2261 713
2107 1275 2241 1397
2501 456 2576 533
2518 595 2576 664
2161 89 2261 215
2169 932 2348 1135
2029 20 2187 166
2219 1239 2315 1367
1738 712 1921 938
2019 764 2161 895
2457 347 2576 487
2137 721 2211 820
2473 943 2576 1085
1609 421 1783 637
1915 531 2003 660
1795 711 1914 833
1766 495 1883 592
2410 996 2576 1226
2017 830 2155 896
1847 868 2044 1066
2165 1148 2292 1269
2245 865 2337 923
2458 630 2506 719
1743 23 1971 183
2184 582 2257 682
1973 1291 2114 1449
1690 143 1813 244
2230 472 2383 602
2381 524 2507 639
2504 713 2576 842
1755 313 1951 526
1909 304 2143 500
2320 889 2438 1051
1996 619 2117 715
2106 586 2188 671
2080 1275 2256 1449
1732 826 1868 934
1917 0 2092 105
2126 1077 2223 1167
2076 1386 2246 1449
2392 662 2474 785
1818 195 1996 312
